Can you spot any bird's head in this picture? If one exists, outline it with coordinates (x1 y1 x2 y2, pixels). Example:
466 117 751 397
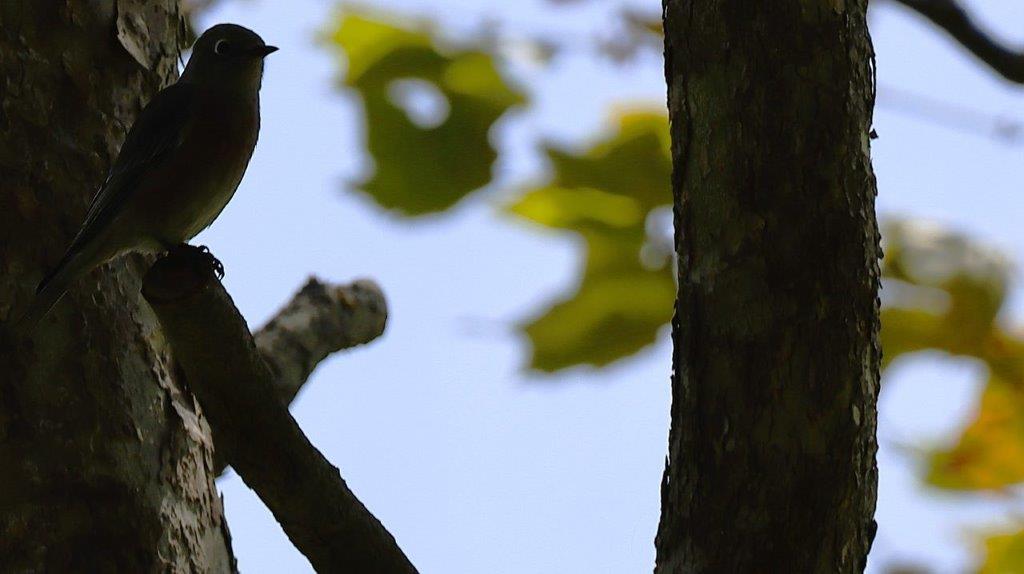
181 24 277 91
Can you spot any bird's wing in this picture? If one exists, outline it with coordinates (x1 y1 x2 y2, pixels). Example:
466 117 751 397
68 82 197 251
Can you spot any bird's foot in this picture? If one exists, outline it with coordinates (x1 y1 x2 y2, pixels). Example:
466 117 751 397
168 243 225 280
195 245 225 279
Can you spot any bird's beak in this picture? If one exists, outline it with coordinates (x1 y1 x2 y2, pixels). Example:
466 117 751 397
251 45 278 58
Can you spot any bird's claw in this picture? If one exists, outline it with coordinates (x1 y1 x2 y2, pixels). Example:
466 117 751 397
169 243 225 280
196 245 225 279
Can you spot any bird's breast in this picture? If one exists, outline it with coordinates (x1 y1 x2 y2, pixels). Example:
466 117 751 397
144 92 260 242
192 93 260 169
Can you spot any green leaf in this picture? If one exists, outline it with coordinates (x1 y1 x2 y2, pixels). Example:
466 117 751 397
508 185 644 232
523 234 675 372
881 219 1013 366
977 528 1024 574
926 374 1024 490
541 111 671 212
879 308 945 370
508 111 674 371
878 219 1024 492
327 11 525 215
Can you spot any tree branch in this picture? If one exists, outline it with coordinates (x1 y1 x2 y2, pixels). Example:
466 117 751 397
255 278 387 406
210 278 386 477
142 248 417 574
891 0 1024 84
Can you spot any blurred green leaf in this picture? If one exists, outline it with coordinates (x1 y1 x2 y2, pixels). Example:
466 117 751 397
881 219 1011 369
523 233 675 371
977 528 1024 574
927 373 1024 490
327 11 525 215
879 308 946 370
882 220 1008 333
880 219 1024 491
508 111 673 371
509 185 644 232
541 112 671 212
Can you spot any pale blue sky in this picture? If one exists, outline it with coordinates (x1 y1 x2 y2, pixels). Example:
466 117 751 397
193 1 1024 572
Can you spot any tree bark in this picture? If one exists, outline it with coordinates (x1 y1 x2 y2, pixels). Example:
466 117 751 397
0 4 233 572
656 2 881 573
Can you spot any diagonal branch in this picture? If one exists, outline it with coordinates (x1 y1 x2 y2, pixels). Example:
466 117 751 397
891 0 1024 84
210 278 386 476
142 248 417 574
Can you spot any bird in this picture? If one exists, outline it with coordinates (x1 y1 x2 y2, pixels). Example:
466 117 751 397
14 23 277 333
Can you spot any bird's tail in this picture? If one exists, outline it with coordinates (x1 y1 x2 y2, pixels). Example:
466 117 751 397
10 249 88 335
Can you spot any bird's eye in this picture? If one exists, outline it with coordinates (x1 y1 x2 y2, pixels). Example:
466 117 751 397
214 39 231 56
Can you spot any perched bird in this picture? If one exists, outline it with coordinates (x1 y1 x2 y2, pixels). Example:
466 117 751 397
16 23 276 332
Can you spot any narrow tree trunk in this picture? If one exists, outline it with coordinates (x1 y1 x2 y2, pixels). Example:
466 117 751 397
0 4 236 571
656 2 881 572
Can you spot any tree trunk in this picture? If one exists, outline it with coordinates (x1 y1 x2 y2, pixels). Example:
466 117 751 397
0 4 237 571
656 2 881 572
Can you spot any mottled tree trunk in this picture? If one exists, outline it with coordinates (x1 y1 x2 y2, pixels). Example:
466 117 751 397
656 1 881 572
0 4 236 571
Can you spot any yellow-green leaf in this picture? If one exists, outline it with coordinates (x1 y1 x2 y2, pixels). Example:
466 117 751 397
508 186 644 231
880 307 946 370
507 111 673 371
327 11 525 215
977 528 1024 573
879 220 1024 493
542 111 671 212
523 234 675 372
927 374 1024 490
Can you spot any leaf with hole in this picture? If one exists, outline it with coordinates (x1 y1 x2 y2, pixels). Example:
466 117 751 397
327 11 525 215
